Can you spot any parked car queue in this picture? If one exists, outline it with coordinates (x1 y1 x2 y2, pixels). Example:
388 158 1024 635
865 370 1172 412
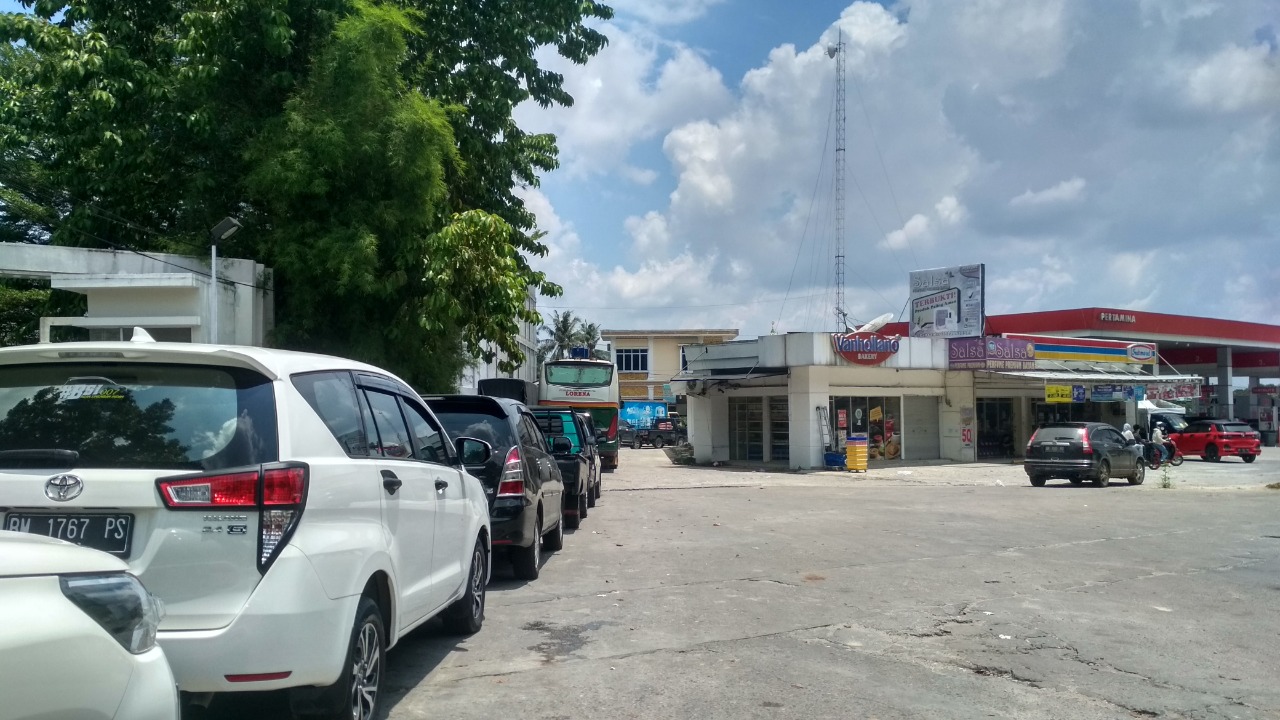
0 336 606 720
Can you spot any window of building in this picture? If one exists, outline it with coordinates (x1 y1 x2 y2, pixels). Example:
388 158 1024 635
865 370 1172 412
616 348 649 373
680 346 689 371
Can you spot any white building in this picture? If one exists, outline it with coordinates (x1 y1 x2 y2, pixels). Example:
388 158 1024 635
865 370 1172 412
0 242 272 345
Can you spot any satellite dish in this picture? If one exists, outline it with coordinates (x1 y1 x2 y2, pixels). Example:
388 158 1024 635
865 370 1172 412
857 313 895 334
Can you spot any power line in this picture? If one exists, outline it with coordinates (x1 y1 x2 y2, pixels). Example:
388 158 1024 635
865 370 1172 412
851 73 920 269
778 79 837 330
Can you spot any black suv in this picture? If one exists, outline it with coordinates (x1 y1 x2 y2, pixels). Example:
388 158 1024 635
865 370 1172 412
531 408 593 529
424 395 567 579
1024 422 1145 488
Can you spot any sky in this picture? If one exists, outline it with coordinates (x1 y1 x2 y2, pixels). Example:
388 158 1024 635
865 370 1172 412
515 0 1280 338
4 0 1278 340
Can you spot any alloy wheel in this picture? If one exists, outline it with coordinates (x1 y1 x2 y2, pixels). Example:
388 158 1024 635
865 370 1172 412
349 620 382 720
470 545 486 621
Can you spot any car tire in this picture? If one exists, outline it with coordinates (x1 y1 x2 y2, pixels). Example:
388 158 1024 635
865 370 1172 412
443 538 488 635
542 511 564 552
1068 477 1084 485
1242 454 1256 464
579 490 588 519
652 436 665 449
1029 475 1047 487
511 510 542 580
1093 460 1111 488
1128 462 1145 485
564 502 581 530
631 439 641 449
1205 444 1221 462
587 475 598 508
293 596 385 720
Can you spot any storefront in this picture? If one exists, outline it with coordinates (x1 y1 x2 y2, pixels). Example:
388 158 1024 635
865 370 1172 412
670 306 1276 469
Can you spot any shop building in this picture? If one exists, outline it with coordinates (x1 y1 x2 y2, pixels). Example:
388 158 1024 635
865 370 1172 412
671 307 1278 469
600 328 739 411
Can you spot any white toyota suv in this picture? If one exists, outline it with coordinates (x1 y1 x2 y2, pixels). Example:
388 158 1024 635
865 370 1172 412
0 338 492 719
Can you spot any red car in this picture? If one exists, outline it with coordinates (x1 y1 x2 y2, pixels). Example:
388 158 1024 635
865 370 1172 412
1169 420 1261 463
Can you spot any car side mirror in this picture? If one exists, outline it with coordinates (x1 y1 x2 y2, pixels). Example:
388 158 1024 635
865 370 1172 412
595 431 607 442
454 437 492 465
551 436 573 454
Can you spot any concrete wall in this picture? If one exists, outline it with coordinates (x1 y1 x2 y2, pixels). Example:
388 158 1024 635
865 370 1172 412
687 393 730 463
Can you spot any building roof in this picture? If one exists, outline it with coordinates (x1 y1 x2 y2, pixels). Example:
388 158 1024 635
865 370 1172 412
882 307 1280 349
601 329 739 338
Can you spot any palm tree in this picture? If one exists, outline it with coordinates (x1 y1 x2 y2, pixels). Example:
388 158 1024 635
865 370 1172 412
541 310 580 360
577 322 600 351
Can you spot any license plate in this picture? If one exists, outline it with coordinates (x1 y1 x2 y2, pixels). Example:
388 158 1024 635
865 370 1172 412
4 513 134 557
1042 445 1063 453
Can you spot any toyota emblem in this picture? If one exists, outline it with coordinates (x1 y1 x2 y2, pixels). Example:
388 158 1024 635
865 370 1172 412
45 474 84 502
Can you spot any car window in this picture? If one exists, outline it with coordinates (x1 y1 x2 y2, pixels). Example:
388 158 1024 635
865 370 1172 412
1221 423 1253 434
427 401 517 451
363 390 413 459
1186 422 1211 433
535 412 582 452
400 397 450 465
292 371 372 457
0 362 278 470
1093 428 1123 444
1033 426 1081 442
517 415 539 449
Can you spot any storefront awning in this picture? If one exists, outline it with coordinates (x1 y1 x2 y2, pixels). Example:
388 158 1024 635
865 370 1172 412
672 367 788 382
986 370 1202 384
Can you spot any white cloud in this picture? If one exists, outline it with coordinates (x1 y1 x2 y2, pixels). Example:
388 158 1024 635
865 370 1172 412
1009 177 1087 207
516 32 733 179
624 211 671 254
1185 43 1280 113
881 214 932 250
518 0 1280 335
935 196 967 224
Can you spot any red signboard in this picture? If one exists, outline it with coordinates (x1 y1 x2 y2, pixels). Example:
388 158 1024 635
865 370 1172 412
1252 385 1278 395
832 332 901 366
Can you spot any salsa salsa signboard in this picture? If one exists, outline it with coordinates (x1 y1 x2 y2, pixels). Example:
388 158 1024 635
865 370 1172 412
832 332 901 366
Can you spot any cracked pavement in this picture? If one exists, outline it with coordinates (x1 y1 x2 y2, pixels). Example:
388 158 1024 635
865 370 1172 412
207 449 1280 719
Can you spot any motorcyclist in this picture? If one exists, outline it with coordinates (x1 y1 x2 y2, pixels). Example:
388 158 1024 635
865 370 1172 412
1151 423 1168 463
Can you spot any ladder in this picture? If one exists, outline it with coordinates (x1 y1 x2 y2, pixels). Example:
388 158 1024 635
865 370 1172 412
816 406 834 452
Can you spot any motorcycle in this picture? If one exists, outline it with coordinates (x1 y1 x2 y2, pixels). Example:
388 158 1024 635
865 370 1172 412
1148 438 1184 469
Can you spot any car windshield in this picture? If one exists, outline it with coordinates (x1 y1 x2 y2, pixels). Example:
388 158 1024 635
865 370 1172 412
1034 426 1082 441
545 363 613 387
0 362 278 470
1221 423 1253 434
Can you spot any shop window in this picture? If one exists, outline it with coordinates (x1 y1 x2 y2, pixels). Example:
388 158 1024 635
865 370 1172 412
729 397 764 461
829 396 902 461
768 397 789 463
616 348 649 373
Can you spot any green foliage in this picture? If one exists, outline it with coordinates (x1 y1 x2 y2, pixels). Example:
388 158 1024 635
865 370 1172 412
0 0 611 389
0 279 48 347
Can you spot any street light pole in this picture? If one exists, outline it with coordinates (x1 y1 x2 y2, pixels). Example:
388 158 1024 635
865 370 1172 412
208 217 242 344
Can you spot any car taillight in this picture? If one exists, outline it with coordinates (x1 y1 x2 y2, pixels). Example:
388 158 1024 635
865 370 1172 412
497 448 524 497
1079 429 1093 455
157 463 309 574
157 471 259 507
1026 430 1039 453
608 414 618 441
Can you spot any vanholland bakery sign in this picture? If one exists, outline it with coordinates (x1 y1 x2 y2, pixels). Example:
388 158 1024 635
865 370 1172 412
832 332 901 366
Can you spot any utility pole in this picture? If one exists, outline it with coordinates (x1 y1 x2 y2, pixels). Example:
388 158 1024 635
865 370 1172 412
827 32 848 332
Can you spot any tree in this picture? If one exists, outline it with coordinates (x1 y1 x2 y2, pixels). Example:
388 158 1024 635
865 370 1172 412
541 310 581 360
0 1 612 390
0 279 47 347
577 321 609 360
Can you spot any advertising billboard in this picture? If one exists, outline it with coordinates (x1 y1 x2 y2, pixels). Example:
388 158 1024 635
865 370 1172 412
909 264 985 338
948 337 1036 370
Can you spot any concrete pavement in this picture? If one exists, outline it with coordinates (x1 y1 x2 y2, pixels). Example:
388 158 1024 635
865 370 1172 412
205 448 1280 719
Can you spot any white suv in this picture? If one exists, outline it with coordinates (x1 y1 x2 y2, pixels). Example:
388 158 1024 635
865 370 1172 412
0 340 492 719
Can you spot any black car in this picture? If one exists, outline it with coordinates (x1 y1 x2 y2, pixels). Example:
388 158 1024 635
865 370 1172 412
634 415 685 449
1024 422 1145 487
576 412 603 507
531 408 592 529
618 419 638 447
424 395 567 580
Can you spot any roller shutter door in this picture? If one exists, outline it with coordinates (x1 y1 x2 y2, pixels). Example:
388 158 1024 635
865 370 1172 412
903 395 941 460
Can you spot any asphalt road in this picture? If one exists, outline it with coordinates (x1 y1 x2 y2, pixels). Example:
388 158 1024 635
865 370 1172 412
205 449 1280 720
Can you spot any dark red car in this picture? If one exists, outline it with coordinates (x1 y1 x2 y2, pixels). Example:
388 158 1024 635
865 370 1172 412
1170 420 1261 463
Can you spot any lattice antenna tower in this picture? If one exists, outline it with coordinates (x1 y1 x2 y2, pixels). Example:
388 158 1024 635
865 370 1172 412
826 32 848 332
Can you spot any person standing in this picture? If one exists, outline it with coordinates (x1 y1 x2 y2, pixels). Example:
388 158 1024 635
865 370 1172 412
1122 423 1135 442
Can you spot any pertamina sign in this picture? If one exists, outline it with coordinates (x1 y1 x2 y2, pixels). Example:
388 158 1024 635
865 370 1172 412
833 332 901 366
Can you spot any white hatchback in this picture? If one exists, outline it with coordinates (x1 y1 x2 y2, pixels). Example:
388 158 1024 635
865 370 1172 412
0 530 178 720
0 340 492 720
